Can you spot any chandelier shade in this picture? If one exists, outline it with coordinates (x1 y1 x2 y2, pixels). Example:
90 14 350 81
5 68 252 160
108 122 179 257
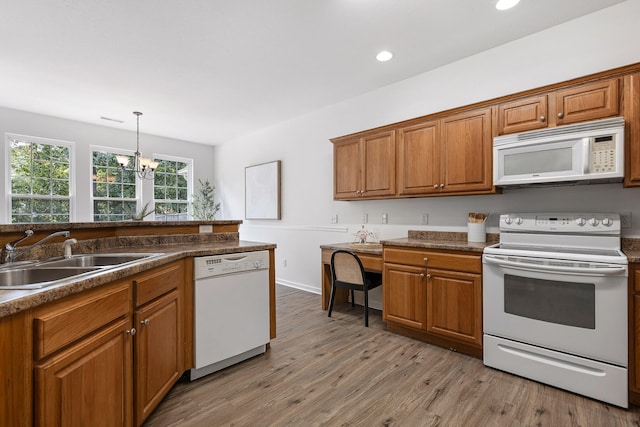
116 111 159 179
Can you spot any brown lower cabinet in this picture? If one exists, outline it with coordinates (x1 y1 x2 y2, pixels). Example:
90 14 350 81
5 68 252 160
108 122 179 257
383 246 483 358
26 259 187 427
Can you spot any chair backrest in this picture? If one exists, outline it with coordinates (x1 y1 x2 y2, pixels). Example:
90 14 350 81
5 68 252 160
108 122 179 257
330 250 365 286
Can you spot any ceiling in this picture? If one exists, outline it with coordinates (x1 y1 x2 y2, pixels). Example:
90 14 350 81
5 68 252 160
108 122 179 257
0 0 627 145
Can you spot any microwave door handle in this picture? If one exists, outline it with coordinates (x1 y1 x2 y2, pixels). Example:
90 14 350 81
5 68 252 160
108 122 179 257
483 255 626 275
583 137 591 174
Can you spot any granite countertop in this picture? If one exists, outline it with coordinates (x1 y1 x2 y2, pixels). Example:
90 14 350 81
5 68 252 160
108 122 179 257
321 231 499 256
0 240 275 318
381 237 495 254
320 242 383 255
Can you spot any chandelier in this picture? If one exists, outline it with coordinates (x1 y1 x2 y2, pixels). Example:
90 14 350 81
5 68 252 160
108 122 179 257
116 111 159 180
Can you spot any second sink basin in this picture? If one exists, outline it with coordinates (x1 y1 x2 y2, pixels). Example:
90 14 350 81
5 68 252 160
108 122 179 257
0 267 100 290
39 253 156 268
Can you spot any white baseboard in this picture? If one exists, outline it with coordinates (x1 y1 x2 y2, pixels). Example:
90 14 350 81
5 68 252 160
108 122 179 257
276 278 320 295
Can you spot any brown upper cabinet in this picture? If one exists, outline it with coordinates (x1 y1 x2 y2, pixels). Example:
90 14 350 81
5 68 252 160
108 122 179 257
397 120 440 196
496 78 620 135
333 129 396 200
332 62 640 198
624 72 640 186
439 108 493 194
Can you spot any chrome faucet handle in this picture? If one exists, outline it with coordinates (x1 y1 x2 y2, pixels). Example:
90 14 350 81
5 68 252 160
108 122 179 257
5 230 35 250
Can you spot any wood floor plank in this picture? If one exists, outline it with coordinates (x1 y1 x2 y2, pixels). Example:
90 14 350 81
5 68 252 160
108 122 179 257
144 286 640 426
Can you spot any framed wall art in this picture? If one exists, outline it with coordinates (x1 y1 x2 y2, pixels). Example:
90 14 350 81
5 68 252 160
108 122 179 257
245 160 281 220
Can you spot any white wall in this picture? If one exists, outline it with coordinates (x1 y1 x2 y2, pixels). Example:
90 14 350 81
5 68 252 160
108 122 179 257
0 107 216 222
213 0 640 300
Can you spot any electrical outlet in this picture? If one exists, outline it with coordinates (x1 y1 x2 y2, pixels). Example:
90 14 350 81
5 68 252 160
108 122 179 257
331 214 338 224
362 213 368 223
421 213 429 225
382 213 388 224
620 212 632 229
282 259 287 267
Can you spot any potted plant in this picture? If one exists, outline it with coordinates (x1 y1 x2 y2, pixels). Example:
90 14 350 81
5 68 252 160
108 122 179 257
191 179 221 220
124 201 155 221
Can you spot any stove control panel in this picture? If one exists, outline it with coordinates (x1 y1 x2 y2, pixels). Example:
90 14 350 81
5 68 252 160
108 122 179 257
500 213 620 234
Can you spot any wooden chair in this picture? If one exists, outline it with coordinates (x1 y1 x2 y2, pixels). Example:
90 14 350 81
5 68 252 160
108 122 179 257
328 250 382 327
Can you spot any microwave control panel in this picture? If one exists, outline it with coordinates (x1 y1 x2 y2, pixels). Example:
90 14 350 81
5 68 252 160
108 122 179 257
591 135 616 173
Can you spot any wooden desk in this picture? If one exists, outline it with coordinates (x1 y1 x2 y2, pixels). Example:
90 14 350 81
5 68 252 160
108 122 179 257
320 243 383 310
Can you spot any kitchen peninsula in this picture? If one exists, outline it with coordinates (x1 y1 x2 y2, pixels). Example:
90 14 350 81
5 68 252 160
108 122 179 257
0 220 276 427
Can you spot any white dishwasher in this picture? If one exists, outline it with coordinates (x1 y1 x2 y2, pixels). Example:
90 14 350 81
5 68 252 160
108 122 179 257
190 250 270 380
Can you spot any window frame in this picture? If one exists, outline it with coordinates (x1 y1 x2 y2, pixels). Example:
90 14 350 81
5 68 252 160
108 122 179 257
4 133 76 224
90 145 142 221
152 153 193 221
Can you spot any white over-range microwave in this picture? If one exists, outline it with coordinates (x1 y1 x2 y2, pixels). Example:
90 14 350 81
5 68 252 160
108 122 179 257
493 117 625 187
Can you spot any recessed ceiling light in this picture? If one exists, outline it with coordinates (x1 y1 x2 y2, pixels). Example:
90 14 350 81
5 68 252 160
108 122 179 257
376 51 393 62
496 0 520 10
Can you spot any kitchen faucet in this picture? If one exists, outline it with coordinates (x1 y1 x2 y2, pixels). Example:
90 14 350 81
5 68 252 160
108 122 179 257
4 230 71 263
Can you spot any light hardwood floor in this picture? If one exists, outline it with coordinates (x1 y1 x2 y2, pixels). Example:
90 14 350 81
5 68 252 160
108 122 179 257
144 286 640 426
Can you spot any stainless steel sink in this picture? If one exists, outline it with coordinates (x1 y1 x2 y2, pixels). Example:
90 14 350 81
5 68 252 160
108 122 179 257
0 253 164 290
0 267 100 290
38 253 156 268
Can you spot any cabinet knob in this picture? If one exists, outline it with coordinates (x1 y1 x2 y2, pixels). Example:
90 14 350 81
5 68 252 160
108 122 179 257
540 115 545 122
141 319 150 326
126 328 137 336
433 184 438 189
420 273 425 278
440 183 444 188
557 112 564 119
423 257 429 263
426 274 431 279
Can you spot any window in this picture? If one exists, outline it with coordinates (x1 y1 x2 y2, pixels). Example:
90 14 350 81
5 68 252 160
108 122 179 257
153 155 192 221
6 134 73 223
91 148 138 221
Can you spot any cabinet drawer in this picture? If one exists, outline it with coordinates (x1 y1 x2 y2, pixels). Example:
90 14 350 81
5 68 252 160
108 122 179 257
135 261 183 307
384 247 481 273
34 281 130 360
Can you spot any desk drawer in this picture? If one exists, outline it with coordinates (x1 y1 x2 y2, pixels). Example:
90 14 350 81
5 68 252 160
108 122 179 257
322 249 382 272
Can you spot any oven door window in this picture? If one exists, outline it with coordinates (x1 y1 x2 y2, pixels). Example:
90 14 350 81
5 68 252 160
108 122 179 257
504 274 595 329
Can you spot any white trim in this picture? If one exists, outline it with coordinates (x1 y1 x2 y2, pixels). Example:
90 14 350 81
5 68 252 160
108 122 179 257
151 153 194 221
276 278 320 295
5 133 76 223
241 224 350 233
89 145 142 220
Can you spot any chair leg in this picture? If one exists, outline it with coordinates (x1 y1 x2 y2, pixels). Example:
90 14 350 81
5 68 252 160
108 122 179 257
350 289 355 307
364 288 369 327
328 284 336 318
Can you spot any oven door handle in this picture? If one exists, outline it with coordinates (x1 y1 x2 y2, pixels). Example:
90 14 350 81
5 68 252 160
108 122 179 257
483 254 627 275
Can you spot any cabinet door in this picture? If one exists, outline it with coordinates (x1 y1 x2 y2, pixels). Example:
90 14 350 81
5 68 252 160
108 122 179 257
426 269 482 347
383 263 427 330
555 78 619 125
333 137 362 200
440 108 493 193
34 318 133 427
397 120 440 195
497 94 548 134
624 73 640 186
361 130 396 197
134 290 182 426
